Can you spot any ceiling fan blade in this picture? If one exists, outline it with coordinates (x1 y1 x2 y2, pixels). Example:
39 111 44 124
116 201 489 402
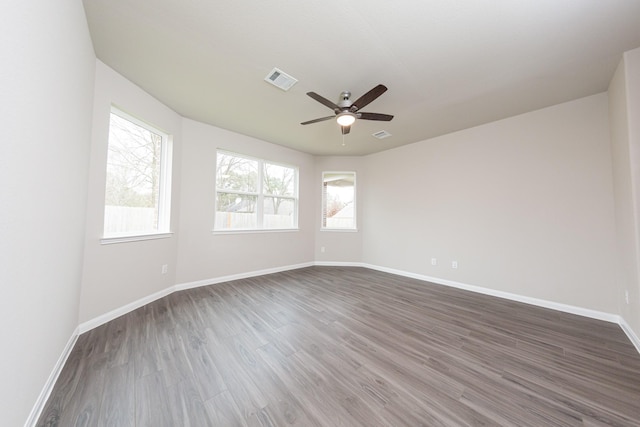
351 84 387 111
358 112 394 121
341 125 351 135
301 116 335 125
307 92 340 111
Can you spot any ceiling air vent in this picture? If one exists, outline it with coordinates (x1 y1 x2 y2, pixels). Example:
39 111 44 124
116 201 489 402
264 68 298 91
372 130 392 139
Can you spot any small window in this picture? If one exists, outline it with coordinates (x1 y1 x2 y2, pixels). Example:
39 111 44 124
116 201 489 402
215 150 298 231
322 171 356 230
103 108 172 238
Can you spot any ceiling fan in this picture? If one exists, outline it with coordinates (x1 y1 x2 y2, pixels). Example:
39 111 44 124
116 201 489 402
301 84 393 135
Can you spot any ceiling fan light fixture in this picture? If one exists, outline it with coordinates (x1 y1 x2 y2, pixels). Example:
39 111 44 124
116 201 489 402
336 112 356 126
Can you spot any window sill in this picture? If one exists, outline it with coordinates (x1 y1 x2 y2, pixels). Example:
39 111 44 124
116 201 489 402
101 232 173 245
212 228 300 235
320 228 359 233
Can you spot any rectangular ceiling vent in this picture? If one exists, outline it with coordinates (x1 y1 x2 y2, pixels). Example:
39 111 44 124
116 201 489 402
372 130 392 139
264 67 298 91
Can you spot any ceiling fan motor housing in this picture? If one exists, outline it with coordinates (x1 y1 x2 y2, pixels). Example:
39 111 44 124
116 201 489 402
338 91 352 110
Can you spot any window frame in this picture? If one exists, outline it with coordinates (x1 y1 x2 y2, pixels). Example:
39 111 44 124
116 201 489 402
321 171 357 232
101 106 173 244
214 150 299 233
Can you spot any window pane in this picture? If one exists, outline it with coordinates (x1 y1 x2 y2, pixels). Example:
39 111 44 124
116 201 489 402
216 152 258 193
104 112 164 235
215 193 257 229
263 163 295 197
263 197 295 229
322 172 356 229
214 150 298 232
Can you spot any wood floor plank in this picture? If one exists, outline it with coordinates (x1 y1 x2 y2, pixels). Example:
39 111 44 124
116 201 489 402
256 343 365 427
97 363 135 427
57 349 109 427
203 391 247 427
134 371 172 427
202 327 269 419
38 266 640 426
181 332 226 401
165 379 214 427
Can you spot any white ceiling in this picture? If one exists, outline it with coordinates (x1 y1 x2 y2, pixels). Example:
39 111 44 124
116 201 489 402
83 0 640 156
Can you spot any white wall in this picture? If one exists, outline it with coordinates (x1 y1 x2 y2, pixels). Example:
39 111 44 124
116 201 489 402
314 156 365 263
626 48 640 336
610 48 640 337
79 61 182 323
175 119 315 285
362 94 619 314
0 1 95 425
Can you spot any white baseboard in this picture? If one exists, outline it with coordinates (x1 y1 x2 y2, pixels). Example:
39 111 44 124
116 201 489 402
314 261 365 267
78 286 175 334
175 262 315 291
25 327 79 427
360 263 640 353
619 316 640 354
78 262 315 334
362 263 620 323
71 261 640 356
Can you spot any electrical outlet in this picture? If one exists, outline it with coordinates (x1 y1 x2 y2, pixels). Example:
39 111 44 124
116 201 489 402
161 264 168 274
625 290 630 305
431 258 437 266
321 246 326 253
451 261 458 269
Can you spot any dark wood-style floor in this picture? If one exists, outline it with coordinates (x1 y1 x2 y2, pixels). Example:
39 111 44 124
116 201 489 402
38 266 640 426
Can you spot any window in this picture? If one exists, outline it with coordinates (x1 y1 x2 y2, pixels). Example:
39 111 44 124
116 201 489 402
322 171 356 230
215 150 298 231
103 108 172 239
